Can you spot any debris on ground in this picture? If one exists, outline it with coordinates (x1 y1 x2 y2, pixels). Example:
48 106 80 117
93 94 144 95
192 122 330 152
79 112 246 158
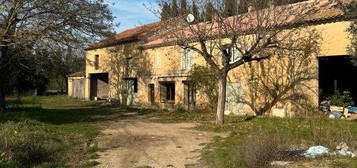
330 106 344 112
328 111 343 119
320 101 331 113
321 103 357 120
302 143 356 159
320 100 357 120
336 142 349 151
337 150 356 157
347 106 357 113
303 146 330 158
335 142 356 158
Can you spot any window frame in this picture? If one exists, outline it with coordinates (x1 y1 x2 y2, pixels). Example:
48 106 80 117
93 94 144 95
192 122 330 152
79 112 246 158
181 49 193 70
225 44 242 64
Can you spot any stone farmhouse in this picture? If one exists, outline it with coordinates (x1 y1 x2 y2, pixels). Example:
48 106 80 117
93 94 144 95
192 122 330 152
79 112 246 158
68 0 356 117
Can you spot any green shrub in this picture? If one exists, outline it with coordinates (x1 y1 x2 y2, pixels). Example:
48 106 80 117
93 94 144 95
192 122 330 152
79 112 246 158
326 90 355 107
190 66 218 111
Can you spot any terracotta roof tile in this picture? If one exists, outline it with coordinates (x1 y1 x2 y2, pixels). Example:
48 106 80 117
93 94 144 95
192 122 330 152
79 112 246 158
141 0 352 49
85 0 353 51
85 21 164 50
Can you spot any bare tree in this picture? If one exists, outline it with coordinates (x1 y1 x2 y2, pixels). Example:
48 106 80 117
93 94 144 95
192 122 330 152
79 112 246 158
0 0 115 110
149 0 328 124
104 44 151 105
237 29 321 116
0 0 114 57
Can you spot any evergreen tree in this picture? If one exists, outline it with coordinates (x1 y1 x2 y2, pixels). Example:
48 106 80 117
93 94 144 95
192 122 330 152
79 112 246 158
204 2 215 22
192 2 201 22
237 0 250 14
161 2 171 20
180 0 188 15
172 0 179 17
223 0 238 17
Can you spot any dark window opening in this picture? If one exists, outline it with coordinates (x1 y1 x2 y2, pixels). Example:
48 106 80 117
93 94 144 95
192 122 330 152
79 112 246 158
124 78 138 93
133 79 138 93
94 55 99 70
319 56 357 103
160 82 175 103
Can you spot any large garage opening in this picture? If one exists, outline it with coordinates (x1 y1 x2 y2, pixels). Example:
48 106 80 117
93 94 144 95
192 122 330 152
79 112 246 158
90 73 109 100
318 56 357 103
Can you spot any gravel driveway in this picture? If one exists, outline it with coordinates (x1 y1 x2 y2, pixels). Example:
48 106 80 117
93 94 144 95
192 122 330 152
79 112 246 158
95 113 224 168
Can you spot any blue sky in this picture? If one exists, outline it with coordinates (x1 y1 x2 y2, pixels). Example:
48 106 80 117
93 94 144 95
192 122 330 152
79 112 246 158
107 0 160 33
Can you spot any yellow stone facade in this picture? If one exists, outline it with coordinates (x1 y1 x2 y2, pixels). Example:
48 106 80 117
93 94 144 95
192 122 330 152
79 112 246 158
83 21 352 116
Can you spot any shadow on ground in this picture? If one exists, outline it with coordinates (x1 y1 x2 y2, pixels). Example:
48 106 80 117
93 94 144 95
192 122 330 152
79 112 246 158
0 96 155 125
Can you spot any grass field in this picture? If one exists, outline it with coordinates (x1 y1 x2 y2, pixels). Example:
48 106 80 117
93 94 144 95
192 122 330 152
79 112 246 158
1 96 356 168
0 96 119 168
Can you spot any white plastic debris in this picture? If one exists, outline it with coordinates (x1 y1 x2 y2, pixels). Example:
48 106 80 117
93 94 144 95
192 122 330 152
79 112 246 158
303 146 330 158
337 150 356 157
336 142 356 158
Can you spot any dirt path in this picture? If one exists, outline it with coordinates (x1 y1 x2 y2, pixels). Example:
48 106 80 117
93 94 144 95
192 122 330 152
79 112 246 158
95 113 224 168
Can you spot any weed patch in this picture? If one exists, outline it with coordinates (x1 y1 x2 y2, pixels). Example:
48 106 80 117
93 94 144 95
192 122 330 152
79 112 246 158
200 117 357 168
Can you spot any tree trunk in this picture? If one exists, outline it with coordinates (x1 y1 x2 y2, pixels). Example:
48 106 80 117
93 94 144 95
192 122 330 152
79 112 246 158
0 89 7 111
0 43 11 111
216 72 227 125
0 47 7 111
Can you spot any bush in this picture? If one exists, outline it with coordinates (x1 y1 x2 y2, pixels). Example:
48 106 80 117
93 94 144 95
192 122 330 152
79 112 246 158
190 66 218 111
326 90 354 107
240 130 288 168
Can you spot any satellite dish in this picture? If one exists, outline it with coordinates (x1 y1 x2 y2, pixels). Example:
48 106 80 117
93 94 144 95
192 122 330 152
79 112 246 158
186 14 195 23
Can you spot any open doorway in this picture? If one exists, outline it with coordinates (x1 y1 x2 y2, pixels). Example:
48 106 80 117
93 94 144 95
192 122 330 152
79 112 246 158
159 82 175 104
183 81 196 110
90 73 109 100
318 56 357 103
148 84 155 105
123 78 138 105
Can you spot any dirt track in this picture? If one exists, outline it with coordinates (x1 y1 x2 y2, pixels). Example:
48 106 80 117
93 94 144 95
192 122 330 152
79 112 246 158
95 114 224 168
